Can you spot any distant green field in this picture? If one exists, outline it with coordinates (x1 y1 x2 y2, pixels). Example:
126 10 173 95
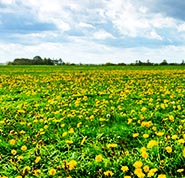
0 65 184 177
0 65 185 71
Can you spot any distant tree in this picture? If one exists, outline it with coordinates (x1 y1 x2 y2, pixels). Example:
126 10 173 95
8 56 58 65
138 60 143 65
43 58 54 65
181 60 185 65
117 63 126 66
134 60 144 66
104 62 116 66
33 56 43 65
33 56 42 61
169 62 178 65
58 58 64 65
160 59 168 65
65 62 72 65
146 59 153 66
12 58 32 65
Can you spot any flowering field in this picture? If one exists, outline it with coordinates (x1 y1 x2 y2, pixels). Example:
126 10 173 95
0 66 184 178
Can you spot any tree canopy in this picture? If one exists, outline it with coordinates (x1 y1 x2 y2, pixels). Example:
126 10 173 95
8 56 64 65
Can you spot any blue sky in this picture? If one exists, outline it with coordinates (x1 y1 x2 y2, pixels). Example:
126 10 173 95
1 0 185 64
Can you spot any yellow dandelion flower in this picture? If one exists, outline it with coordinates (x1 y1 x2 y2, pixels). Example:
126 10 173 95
183 147 185 158
125 151 129 156
21 145 27 151
89 115 94 121
157 174 166 178
22 166 31 175
61 123 65 128
151 168 158 173
143 165 149 173
147 171 154 177
121 166 129 172
66 140 73 145
35 156 41 163
141 151 148 159
172 135 178 139
147 168 158 177
140 147 147 152
143 134 149 138
152 126 156 131
9 139 16 145
169 115 174 122
99 118 107 122
68 128 74 134
68 160 77 170
33 169 41 176
62 160 68 170
20 130 26 134
11 149 17 155
141 107 147 112
44 125 48 129
133 133 139 138
48 168 56 175
127 118 132 124
177 169 184 173
147 140 158 149
134 168 145 178
62 132 67 137
95 155 103 162
77 122 82 128
124 176 131 178
178 139 185 144
18 155 23 161
107 143 117 148
15 176 22 178
156 132 164 136
104 170 114 177
179 125 183 129
165 146 172 153
133 161 143 168
145 121 153 128
161 103 165 109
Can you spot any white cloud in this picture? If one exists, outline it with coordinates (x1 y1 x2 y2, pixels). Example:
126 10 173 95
150 14 177 29
1 0 181 39
0 41 184 64
1 0 185 64
12 31 59 40
51 19 70 31
102 0 178 40
0 0 14 5
177 23 185 32
139 6 148 14
103 0 150 37
146 31 163 40
93 30 115 40
79 22 95 29
21 0 73 32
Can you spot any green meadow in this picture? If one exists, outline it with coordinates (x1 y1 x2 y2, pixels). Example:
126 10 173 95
0 65 184 178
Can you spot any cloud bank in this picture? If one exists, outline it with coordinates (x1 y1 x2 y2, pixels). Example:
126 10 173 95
0 0 185 64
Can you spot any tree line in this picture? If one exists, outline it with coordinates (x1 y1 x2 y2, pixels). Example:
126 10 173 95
103 59 185 66
8 56 64 65
8 56 185 66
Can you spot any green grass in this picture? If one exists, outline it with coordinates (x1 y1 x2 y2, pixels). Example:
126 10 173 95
0 65 184 178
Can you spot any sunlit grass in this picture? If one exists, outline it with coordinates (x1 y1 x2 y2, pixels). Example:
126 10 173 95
0 66 184 177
